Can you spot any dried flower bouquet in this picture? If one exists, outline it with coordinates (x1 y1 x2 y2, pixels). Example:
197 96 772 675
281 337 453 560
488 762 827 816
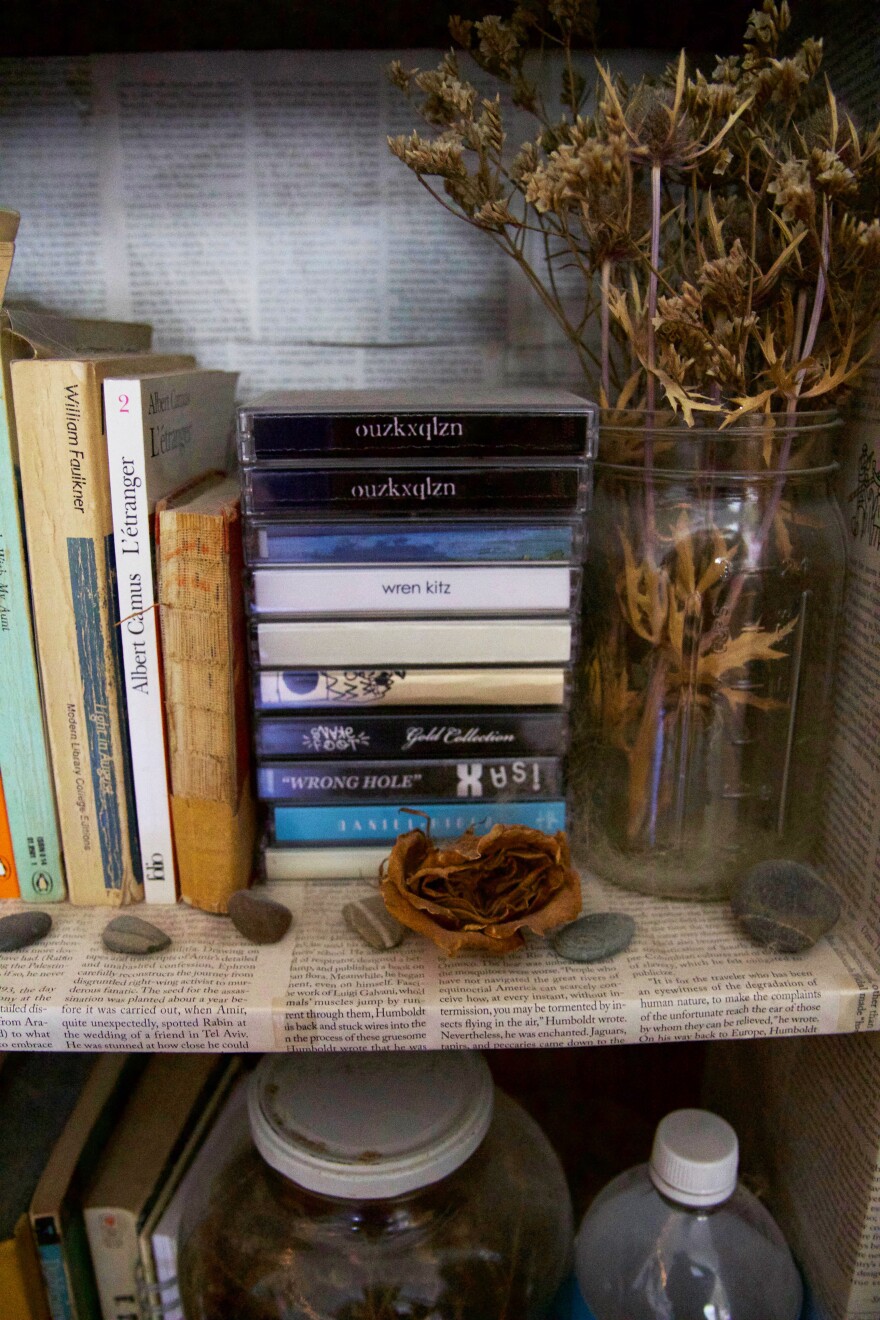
388 3 880 895
388 0 880 420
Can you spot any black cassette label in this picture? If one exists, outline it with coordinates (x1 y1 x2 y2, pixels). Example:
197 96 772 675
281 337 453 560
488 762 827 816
245 466 585 515
255 710 568 758
245 411 589 461
258 757 563 802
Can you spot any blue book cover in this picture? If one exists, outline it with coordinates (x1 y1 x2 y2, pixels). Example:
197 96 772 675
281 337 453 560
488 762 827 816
0 319 65 899
271 799 567 843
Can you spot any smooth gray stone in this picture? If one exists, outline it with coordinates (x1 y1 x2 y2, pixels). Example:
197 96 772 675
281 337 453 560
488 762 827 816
102 914 171 956
731 860 841 953
228 890 293 944
343 895 404 950
0 910 52 952
551 912 636 963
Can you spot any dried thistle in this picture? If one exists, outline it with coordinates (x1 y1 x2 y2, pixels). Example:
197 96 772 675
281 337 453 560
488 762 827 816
388 0 880 420
381 824 582 956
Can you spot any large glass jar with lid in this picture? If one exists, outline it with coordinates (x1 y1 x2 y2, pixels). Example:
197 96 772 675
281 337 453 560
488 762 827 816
178 1050 573 1320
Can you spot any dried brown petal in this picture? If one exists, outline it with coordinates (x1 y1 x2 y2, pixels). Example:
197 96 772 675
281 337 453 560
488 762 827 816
380 824 582 956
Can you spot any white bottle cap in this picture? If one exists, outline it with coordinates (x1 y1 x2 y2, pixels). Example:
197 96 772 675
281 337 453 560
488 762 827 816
248 1051 494 1200
649 1109 739 1208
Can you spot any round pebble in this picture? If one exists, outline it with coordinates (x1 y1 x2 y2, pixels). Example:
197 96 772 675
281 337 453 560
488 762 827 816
551 912 636 963
343 895 404 950
731 860 841 953
0 910 52 952
228 890 292 945
102 914 171 956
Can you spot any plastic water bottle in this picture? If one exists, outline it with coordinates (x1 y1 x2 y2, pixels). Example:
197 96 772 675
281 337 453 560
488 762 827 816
573 1108 803 1320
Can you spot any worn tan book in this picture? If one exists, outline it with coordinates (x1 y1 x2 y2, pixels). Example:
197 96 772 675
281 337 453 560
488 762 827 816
11 352 193 905
157 473 256 911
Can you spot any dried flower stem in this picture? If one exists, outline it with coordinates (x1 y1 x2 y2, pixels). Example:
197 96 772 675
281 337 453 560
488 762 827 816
646 163 662 417
600 259 611 406
797 198 831 396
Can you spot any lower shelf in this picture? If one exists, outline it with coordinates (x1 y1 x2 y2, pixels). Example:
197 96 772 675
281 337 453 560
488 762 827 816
0 872 875 1051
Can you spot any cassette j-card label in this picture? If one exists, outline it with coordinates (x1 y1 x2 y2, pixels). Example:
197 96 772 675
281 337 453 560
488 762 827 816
257 757 563 802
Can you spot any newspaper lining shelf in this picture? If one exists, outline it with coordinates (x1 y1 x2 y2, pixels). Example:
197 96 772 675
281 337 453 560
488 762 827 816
0 868 875 1052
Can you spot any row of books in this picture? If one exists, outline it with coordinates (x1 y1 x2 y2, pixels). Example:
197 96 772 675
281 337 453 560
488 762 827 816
0 1050 244 1320
0 209 254 907
236 390 596 880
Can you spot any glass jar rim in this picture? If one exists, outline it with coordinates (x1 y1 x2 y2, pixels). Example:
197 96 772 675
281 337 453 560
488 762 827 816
248 1052 495 1200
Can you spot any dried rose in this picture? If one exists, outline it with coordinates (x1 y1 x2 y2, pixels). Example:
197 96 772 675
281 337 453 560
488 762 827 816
380 823 582 956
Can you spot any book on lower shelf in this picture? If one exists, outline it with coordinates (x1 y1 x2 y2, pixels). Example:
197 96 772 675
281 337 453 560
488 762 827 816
11 350 194 906
105 367 237 904
82 1055 224 1320
30 1055 146 1320
136 1060 241 1320
0 1053 99 1320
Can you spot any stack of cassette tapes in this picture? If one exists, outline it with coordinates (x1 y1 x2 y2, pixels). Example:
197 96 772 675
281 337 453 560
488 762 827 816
237 389 597 881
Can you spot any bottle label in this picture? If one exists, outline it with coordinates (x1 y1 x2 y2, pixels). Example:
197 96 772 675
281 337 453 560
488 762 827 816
550 1275 597 1319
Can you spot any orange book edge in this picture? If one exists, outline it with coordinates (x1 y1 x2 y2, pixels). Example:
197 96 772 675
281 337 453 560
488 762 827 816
0 772 20 898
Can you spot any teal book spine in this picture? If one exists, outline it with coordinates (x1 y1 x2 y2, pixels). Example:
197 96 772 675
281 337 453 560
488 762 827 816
0 350 65 900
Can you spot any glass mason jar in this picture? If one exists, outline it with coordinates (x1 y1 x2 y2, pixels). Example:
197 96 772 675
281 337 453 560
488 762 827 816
569 410 846 900
177 1051 573 1320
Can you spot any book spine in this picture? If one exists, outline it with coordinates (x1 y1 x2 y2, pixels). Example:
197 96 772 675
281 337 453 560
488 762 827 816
254 710 568 757
250 564 573 616
271 799 567 844
0 1235 33 1320
0 349 64 901
250 521 576 565
13 360 143 905
31 1218 75 1320
83 1208 139 1320
0 772 20 897
258 757 563 802
158 497 255 911
241 409 590 462
262 843 391 881
255 667 570 709
106 383 177 903
158 503 239 803
255 619 573 668
243 466 586 516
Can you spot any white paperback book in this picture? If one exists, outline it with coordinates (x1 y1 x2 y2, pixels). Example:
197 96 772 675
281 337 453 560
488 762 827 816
105 368 237 901
150 1078 250 1320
